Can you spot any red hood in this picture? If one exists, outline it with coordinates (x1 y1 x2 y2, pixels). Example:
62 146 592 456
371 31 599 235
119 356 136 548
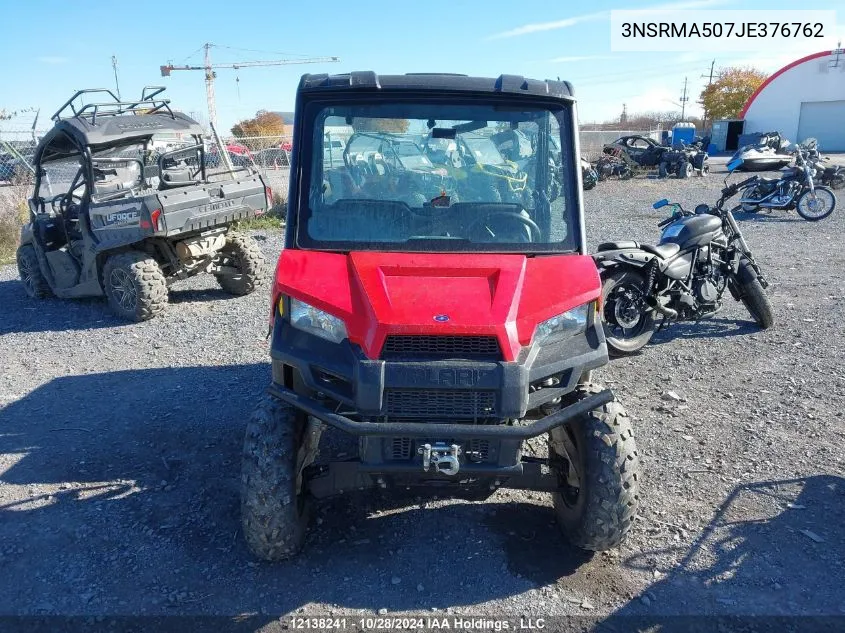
272 251 600 361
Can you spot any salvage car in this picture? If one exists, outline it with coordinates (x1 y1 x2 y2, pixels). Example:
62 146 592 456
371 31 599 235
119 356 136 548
603 134 665 168
16 87 269 321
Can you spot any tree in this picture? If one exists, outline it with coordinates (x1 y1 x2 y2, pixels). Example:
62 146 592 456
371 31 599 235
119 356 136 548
231 110 287 145
699 67 767 121
351 118 410 133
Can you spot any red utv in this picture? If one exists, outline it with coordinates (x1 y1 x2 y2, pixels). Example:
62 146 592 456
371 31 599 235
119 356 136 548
241 72 641 560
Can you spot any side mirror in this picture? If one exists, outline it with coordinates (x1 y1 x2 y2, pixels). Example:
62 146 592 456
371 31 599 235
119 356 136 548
653 199 669 209
726 157 744 172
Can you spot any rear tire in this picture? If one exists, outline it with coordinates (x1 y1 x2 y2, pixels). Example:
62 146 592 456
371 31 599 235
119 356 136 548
103 250 168 321
16 244 52 299
241 397 312 561
796 187 836 221
601 268 656 356
735 259 774 329
214 232 267 295
549 384 640 551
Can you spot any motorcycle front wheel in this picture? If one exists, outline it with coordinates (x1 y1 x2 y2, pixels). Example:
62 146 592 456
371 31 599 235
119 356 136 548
796 187 836 221
732 259 774 329
601 268 656 356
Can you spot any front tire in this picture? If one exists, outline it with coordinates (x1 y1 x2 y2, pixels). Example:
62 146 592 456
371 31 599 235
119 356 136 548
734 259 774 329
549 384 640 551
679 160 693 179
103 251 168 321
796 187 836 221
241 397 312 561
214 232 268 295
16 244 52 299
601 268 656 356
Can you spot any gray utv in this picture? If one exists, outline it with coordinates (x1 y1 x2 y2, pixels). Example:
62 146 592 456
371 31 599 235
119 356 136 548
16 87 269 321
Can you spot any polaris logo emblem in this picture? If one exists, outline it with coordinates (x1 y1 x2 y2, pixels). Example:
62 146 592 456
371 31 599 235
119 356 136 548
392 367 496 388
433 314 450 322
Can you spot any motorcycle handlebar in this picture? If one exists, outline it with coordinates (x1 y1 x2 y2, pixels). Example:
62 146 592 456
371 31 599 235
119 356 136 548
721 175 758 197
657 216 675 228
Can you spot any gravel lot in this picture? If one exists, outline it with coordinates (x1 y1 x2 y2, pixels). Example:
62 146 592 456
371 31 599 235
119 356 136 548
1 161 844 629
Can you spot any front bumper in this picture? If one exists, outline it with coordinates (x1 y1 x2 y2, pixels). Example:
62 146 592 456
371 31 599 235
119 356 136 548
268 382 613 440
269 315 608 421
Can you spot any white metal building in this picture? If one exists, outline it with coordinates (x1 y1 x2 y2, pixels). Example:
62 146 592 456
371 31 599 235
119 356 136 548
741 49 845 151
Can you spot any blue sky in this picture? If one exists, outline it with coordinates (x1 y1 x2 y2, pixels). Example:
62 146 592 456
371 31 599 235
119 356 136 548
1 0 842 133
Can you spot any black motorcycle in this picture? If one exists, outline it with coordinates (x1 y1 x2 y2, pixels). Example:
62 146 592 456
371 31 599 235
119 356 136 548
593 164 774 355
804 144 845 190
736 145 836 221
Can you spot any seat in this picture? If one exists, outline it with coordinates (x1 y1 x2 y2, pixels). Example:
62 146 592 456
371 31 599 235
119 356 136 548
640 243 681 258
597 240 639 251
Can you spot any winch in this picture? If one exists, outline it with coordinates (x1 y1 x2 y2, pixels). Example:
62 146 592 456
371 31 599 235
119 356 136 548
418 443 462 476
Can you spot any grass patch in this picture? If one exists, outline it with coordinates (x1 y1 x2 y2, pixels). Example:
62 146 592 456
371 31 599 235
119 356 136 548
0 192 28 265
237 193 286 232
237 214 285 231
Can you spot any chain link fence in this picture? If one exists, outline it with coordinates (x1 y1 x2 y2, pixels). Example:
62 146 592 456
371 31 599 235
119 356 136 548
203 135 293 204
578 129 662 161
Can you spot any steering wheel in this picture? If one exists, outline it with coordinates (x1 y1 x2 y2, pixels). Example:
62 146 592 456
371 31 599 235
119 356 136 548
60 192 84 214
467 211 542 242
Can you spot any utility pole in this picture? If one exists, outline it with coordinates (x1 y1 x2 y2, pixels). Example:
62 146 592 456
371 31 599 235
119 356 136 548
679 76 689 120
111 55 121 100
700 60 715 127
701 59 715 85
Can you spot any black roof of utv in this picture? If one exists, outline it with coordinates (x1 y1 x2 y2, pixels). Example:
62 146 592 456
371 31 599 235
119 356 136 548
298 72 575 100
35 87 205 161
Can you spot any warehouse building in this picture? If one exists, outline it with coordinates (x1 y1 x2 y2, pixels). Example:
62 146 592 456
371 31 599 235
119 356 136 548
740 48 845 151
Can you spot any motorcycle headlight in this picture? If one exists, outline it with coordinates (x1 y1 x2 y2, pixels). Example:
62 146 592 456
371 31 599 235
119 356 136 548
289 298 348 343
534 303 590 345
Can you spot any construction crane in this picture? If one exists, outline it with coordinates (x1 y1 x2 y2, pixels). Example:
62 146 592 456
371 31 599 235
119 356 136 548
161 43 339 130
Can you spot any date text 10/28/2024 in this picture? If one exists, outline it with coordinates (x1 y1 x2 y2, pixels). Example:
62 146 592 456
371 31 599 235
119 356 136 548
288 616 548 630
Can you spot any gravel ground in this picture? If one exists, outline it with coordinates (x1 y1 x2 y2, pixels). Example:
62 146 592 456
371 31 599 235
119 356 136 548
1 161 844 629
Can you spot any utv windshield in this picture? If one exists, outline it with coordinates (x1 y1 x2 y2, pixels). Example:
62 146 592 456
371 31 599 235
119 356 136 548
300 101 578 253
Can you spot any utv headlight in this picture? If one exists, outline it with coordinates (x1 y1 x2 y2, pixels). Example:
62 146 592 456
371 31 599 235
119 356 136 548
534 304 590 345
289 298 348 343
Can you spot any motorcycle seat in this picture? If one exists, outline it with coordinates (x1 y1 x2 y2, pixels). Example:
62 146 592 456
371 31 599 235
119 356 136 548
641 243 681 258
596 241 680 259
597 240 639 251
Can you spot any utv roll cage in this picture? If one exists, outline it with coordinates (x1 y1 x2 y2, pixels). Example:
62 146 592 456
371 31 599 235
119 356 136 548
51 86 175 124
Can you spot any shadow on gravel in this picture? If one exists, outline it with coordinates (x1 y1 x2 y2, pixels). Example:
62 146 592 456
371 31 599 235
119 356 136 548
0 364 591 619
0 280 247 335
650 317 759 344
600 475 845 630
168 287 239 304
731 210 805 223
0 280 121 334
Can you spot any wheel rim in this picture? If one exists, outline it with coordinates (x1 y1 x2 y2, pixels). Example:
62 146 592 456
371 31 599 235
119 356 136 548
799 190 834 219
605 281 649 340
19 254 37 295
109 268 138 312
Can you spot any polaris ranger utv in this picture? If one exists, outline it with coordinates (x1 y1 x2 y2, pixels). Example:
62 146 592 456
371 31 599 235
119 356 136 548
16 87 269 321
242 72 640 560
